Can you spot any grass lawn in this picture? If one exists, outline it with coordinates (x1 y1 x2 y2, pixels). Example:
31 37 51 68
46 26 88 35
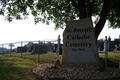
0 52 119 80
0 52 62 80
0 55 39 80
3 52 62 64
99 52 120 68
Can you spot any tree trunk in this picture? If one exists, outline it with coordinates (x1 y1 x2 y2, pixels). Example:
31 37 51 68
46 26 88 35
72 0 111 40
94 0 111 40
78 0 87 19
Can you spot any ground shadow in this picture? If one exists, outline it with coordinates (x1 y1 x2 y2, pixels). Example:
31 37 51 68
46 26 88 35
100 58 119 68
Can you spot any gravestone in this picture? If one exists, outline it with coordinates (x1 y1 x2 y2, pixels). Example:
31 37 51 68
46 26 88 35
17 47 27 53
62 18 100 65
53 44 63 55
30 45 46 54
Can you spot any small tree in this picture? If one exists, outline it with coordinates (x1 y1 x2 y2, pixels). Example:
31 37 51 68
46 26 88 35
24 42 33 50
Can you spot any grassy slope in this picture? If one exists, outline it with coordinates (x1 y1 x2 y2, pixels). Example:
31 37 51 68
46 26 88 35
0 55 39 80
0 53 62 80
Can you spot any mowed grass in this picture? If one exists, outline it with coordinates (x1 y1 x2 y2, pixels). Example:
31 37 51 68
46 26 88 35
0 52 62 80
4 52 62 64
0 52 119 80
99 52 120 68
0 55 39 80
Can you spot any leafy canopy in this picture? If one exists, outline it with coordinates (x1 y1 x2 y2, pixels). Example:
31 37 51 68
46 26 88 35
0 0 120 29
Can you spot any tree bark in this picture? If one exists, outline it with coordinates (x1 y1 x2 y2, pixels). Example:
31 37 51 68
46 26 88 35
78 0 87 19
86 0 95 17
77 0 95 18
94 0 111 40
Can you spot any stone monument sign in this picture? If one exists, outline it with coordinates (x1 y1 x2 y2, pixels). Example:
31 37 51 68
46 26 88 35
62 18 100 65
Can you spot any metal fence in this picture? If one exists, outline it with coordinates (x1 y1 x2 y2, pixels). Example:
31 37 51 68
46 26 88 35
0 35 120 68
99 36 120 68
0 36 61 64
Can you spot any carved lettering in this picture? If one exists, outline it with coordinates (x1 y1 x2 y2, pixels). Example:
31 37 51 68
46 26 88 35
66 42 92 48
65 28 72 32
73 27 92 33
67 35 90 40
65 27 93 50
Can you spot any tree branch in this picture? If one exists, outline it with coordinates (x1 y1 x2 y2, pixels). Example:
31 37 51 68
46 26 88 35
90 0 95 17
94 0 111 40
78 0 87 19
86 0 95 17
70 0 78 9
86 0 90 17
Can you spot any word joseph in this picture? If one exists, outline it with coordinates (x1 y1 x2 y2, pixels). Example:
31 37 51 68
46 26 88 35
65 27 92 33
65 27 92 51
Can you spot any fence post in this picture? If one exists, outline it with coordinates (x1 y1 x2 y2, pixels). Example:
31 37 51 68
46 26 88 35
21 41 23 58
119 62 120 69
56 35 60 65
2 44 3 54
105 36 108 67
38 41 40 63
10 43 12 57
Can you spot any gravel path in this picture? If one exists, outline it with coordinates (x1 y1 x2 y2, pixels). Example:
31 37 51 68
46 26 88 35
33 63 120 80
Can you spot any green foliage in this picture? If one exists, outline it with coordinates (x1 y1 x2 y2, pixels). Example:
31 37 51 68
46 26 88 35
107 0 120 29
97 39 104 47
45 42 54 52
0 0 120 29
119 44 120 47
0 0 78 29
24 42 33 49
34 0 78 29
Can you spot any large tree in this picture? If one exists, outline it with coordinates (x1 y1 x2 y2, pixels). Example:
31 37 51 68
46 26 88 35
0 0 120 39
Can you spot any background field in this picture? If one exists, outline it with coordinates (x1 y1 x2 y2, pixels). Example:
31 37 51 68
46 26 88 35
3 52 120 67
0 52 120 80
3 52 62 64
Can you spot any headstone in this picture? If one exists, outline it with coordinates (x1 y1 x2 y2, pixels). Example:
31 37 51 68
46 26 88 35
17 47 27 53
30 44 46 54
53 44 63 55
62 18 100 65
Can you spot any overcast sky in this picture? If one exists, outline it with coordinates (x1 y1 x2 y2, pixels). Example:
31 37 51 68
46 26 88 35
0 15 120 45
